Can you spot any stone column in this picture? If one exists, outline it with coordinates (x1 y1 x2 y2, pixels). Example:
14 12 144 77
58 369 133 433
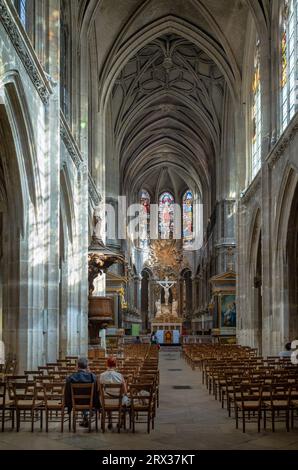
77 167 88 357
192 276 199 314
43 0 61 363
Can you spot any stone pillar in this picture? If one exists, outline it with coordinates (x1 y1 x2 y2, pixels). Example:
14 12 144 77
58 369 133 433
77 167 88 357
148 279 153 325
43 0 61 363
192 276 198 314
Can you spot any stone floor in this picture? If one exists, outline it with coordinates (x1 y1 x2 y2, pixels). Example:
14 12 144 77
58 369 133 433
1 350 298 450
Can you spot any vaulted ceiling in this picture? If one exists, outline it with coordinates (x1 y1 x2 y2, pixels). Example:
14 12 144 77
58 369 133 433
76 0 271 207
110 33 224 200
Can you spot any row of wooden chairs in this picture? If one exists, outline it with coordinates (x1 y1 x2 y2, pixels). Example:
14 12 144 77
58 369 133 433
183 344 298 433
0 346 159 433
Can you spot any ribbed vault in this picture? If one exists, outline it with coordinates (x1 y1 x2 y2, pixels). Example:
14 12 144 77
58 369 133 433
110 33 225 205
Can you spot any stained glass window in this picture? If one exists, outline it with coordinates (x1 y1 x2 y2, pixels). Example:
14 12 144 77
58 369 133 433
251 38 261 179
14 0 27 27
19 0 26 26
159 192 174 239
183 190 193 243
140 190 150 246
280 0 298 133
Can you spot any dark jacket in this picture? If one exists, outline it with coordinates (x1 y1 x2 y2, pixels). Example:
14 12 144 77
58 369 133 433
64 369 100 412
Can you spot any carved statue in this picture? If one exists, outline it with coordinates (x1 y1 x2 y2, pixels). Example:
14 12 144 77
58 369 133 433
88 252 123 296
88 253 105 296
155 299 162 317
92 207 103 242
172 299 178 317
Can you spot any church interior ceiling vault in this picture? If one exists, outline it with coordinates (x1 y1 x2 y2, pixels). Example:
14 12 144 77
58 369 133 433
110 33 225 202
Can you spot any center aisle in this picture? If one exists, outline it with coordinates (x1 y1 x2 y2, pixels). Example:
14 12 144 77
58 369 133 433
1 350 298 450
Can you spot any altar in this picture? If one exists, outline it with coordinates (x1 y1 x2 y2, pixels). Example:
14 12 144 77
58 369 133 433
149 276 183 344
152 325 182 344
151 304 183 344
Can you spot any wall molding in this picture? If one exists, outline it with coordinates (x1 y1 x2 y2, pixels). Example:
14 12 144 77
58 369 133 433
88 174 102 206
267 114 298 169
60 112 84 170
60 112 102 205
0 0 52 104
240 173 261 205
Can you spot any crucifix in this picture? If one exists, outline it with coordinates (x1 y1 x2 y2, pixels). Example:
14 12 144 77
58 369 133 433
156 277 176 306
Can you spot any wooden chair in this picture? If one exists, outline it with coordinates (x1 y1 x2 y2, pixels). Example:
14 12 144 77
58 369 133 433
235 384 262 433
129 383 154 434
133 374 157 418
99 383 124 433
4 359 17 378
0 365 4 383
263 383 291 432
43 382 70 432
290 384 298 429
9 381 43 432
0 382 13 431
71 383 98 433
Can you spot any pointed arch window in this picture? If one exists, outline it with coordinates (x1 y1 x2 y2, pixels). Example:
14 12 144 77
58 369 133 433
183 190 193 243
159 192 174 239
140 190 150 247
280 0 298 133
14 0 27 26
251 38 262 179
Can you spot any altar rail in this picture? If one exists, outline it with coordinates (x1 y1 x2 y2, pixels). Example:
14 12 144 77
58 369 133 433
182 335 213 344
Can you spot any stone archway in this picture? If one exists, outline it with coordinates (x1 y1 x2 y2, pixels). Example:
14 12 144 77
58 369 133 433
141 268 153 333
274 168 298 351
180 268 193 320
254 232 263 355
287 184 298 340
0 78 40 371
248 208 262 354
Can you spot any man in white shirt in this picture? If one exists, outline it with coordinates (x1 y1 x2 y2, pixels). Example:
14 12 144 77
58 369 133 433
99 357 129 429
99 357 127 394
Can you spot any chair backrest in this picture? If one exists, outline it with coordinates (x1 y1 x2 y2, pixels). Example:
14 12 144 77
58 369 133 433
270 383 291 404
135 374 156 387
130 383 153 409
6 375 27 383
71 383 94 411
43 382 65 406
290 384 298 400
0 382 6 407
4 359 17 375
10 382 36 405
24 371 42 381
99 383 123 409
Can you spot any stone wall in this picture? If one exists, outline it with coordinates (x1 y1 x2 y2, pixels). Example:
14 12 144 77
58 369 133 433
0 0 88 370
237 115 298 356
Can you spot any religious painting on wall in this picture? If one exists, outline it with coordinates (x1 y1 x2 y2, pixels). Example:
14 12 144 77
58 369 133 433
159 192 174 239
183 190 193 242
220 294 236 328
140 189 150 246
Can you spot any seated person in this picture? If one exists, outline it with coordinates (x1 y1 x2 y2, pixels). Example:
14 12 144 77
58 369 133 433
99 357 130 415
278 342 292 358
64 357 99 427
133 336 141 344
150 333 158 344
99 356 127 394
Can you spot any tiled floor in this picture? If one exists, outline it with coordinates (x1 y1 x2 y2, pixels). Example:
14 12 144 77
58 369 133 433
1 351 298 450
